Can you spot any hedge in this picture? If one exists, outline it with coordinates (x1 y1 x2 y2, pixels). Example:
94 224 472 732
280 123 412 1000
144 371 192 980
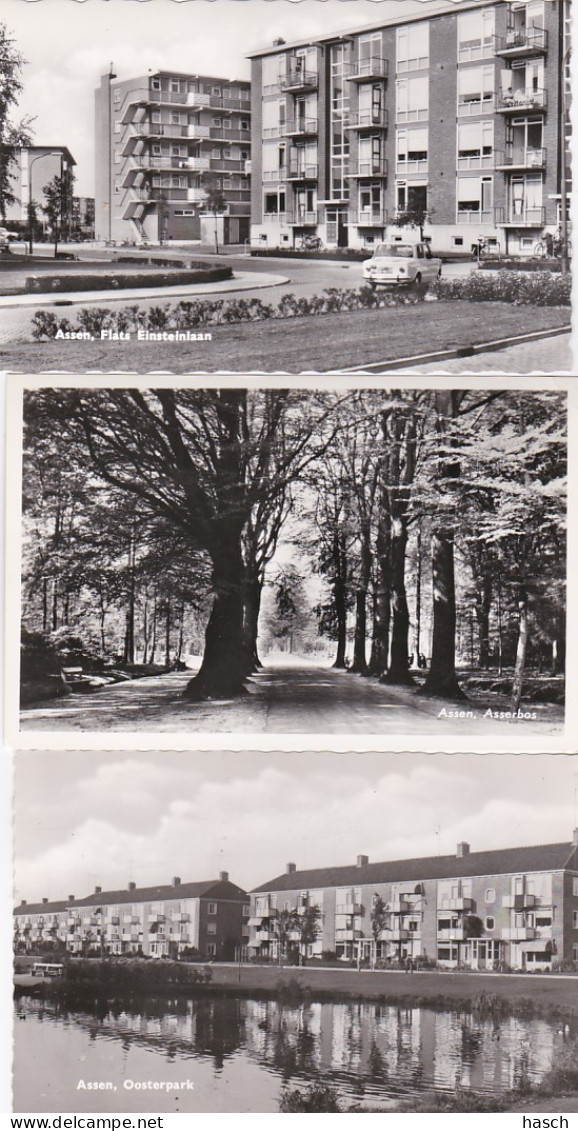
24 266 232 294
30 271 570 340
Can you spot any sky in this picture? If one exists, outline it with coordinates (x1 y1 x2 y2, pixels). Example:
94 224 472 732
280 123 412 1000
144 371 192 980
6 0 465 196
14 751 578 902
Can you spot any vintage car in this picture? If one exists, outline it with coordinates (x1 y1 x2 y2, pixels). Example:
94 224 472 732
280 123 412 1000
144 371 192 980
363 241 442 288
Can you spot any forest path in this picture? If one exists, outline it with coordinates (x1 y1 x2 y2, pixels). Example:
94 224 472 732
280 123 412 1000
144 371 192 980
18 660 561 736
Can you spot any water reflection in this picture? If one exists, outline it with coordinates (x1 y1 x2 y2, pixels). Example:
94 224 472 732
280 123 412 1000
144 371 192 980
14 992 564 1112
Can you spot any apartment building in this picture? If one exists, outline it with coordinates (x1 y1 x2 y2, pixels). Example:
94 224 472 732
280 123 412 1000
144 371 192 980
249 834 578 971
248 0 569 255
15 873 250 960
95 70 251 245
4 146 76 233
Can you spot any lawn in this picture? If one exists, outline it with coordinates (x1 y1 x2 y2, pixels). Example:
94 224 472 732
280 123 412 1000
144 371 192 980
1 300 569 373
206 962 578 1015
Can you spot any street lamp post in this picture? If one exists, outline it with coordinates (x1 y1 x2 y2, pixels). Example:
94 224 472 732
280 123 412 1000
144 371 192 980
27 151 62 257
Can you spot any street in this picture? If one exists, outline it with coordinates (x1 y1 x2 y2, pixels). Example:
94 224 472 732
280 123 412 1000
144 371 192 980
19 658 562 735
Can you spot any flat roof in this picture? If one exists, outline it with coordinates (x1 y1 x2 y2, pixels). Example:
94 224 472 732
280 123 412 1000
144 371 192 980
247 0 504 58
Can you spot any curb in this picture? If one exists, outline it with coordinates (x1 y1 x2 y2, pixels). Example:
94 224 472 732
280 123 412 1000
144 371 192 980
338 323 572 373
0 271 289 310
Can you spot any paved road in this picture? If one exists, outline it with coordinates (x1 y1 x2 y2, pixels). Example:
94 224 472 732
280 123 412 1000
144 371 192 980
0 249 475 347
19 660 561 735
398 332 573 374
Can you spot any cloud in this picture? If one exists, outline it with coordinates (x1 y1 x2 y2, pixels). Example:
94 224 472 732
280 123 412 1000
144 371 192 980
15 758 575 904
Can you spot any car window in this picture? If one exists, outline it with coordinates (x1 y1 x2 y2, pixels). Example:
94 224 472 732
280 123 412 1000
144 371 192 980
374 244 414 258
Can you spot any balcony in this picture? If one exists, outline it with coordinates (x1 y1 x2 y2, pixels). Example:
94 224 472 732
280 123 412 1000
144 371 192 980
502 926 537 941
287 163 318 181
389 929 410 942
438 927 466 941
351 209 387 227
347 110 389 131
458 96 495 118
349 159 388 179
495 147 546 171
281 67 318 94
187 156 211 172
255 930 272 942
496 89 547 114
187 188 205 203
347 57 388 82
335 929 363 942
495 204 546 227
187 92 251 112
288 211 318 226
336 903 364 916
494 27 548 58
110 916 120 926
391 899 411 914
282 118 319 138
439 898 474 913
457 152 495 170
187 124 211 139
502 893 537 910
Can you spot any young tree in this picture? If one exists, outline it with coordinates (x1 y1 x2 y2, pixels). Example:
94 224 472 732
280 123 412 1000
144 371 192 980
370 894 389 968
201 171 226 254
42 168 74 256
292 905 321 966
0 23 34 219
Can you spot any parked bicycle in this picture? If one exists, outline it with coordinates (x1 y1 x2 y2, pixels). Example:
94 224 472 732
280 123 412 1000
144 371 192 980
534 229 570 259
298 234 323 252
471 236 501 261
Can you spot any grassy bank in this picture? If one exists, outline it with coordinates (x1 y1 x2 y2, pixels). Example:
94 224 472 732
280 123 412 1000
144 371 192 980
2 301 569 373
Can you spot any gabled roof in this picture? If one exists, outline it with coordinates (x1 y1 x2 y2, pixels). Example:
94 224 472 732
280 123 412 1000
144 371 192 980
15 879 248 914
14 900 69 917
247 0 500 59
252 842 578 894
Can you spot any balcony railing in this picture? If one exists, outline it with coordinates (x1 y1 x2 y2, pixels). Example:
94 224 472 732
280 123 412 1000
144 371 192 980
495 204 546 227
347 57 388 82
494 147 546 170
457 152 495 170
287 163 319 181
188 92 251 112
502 893 537 910
389 929 410 942
501 926 537 941
456 207 495 224
335 929 363 942
187 188 205 202
282 118 319 138
336 903 364 916
350 159 388 178
494 27 548 57
438 927 466 940
396 157 428 173
288 211 319 226
281 67 318 93
351 209 388 227
458 96 495 117
187 156 211 171
496 88 547 114
347 109 389 130
187 124 211 139
438 898 474 912
391 899 411 914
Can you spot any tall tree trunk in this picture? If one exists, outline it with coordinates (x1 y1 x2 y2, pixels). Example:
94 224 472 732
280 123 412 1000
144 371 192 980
367 477 391 677
383 515 413 685
333 532 348 669
164 601 171 669
42 578 49 634
423 392 465 700
413 523 422 661
511 586 529 713
423 529 465 698
150 594 157 664
176 602 185 662
475 573 492 669
51 577 58 632
350 521 371 674
123 525 136 666
242 571 263 675
99 595 106 658
184 529 247 699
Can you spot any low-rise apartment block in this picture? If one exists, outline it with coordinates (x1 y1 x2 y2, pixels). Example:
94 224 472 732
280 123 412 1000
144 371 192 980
249 835 578 971
95 70 251 244
248 0 570 255
4 146 76 234
15 873 250 960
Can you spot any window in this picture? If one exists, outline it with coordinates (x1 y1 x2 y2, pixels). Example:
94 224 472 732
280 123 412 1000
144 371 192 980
114 180 120 194
574 944 578 963
114 89 121 103
573 911 578 929
396 181 427 214
170 79 181 94
207 902 217 916
574 879 578 897
207 922 217 935
396 128 428 171
396 76 429 123
536 916 552 928
206 943 217 956
114 123 121 135
457 175 493 220
485 889 496 903
241 119 249 130
458 66 495 116
213 117 222 127
243 905 250 917
174 209 195 216
452 236 464 247
458 121 493 168
458 9 496 61
212 86 221 96
485 916 495 930
152 78 161 91
397 22 429 71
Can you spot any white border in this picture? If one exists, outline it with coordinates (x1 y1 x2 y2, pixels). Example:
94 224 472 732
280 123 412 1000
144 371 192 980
5 371 576 753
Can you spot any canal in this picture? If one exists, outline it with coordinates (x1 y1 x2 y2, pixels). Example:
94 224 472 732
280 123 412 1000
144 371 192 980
13 993 567 1112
